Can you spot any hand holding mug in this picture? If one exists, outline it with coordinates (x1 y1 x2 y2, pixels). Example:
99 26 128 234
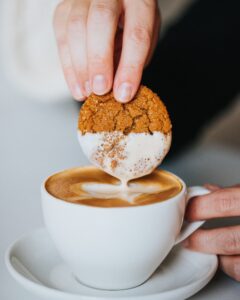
185 184 240 282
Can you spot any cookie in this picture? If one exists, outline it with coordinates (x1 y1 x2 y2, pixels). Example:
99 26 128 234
78 86 172 182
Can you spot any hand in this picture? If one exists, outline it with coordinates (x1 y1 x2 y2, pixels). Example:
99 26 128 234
184 184 240 282
53 0 160 102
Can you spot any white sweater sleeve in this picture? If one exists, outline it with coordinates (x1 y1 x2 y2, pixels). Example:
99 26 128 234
0 0 69 101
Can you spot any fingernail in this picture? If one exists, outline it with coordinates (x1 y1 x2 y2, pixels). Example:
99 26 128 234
74 85 85 100
92 74 107 94
116 82 132 103
85 81 91 96
182 239 189 247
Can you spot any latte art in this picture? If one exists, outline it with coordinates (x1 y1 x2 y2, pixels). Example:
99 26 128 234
45 166 182 207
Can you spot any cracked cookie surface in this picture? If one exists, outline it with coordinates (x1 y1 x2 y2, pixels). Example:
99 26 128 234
78 85 172 135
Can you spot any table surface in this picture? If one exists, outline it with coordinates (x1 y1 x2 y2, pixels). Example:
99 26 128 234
0 72 240 300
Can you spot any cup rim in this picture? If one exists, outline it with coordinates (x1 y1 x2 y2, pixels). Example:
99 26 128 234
41 166 186 210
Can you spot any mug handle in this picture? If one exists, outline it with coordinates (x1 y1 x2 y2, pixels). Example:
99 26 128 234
175 186 210 245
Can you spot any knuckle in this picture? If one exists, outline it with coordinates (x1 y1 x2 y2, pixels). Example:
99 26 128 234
92 2 116 20
223 231 240 254
121 64 141 74
88 53 106 67
68 15 85 33
142 0 156 9
217 190 239 213
218 197 235 213
130 26 151 46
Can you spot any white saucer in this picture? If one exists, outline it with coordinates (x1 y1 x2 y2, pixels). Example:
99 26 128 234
5 228 218 300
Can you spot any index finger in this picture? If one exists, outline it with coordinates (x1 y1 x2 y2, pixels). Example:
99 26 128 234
186 187 240 221
113 0 156 103
87 0 120 95
184 226 240 255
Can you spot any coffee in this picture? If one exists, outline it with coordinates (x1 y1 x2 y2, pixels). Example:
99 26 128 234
45 166 182 207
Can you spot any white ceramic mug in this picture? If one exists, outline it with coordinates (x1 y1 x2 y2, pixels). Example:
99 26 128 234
41 169 209 290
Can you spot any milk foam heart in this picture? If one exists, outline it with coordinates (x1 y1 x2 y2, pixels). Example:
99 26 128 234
78 131 171 184
45 166 182 207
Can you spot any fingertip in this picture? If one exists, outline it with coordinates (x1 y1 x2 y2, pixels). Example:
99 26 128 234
114 82 133 103
72 85 86 101
91 74 110 95
84 80 92 97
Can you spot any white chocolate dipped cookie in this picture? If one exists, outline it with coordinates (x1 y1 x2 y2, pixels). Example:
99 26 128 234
78 85 172 184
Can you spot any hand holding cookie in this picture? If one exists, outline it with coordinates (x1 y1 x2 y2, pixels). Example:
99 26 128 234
53 0 160 102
